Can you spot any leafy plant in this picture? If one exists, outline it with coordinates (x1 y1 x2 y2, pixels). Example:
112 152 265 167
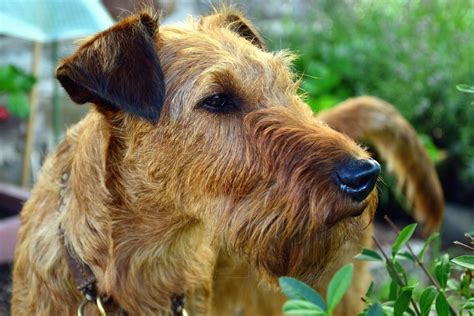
0 64 36 119
279 222 473 316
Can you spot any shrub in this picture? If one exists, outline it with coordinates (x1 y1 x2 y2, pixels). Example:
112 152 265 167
279 223 474 315
0 64 36 119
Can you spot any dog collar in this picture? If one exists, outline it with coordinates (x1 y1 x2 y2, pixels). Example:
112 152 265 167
58 172 187 316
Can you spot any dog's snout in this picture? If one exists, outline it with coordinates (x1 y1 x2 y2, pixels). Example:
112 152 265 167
336 158 380 202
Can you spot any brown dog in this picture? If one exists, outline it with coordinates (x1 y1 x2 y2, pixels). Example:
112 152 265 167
12 9 443 316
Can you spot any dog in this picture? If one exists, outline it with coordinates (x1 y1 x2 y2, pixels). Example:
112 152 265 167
12 9 443 315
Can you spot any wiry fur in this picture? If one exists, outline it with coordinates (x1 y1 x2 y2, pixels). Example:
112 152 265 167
12 9 443 316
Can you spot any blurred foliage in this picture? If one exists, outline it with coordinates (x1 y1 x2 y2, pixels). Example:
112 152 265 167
265 0 474 203
0 64 36 119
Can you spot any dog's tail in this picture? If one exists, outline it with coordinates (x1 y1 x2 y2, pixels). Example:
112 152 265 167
318 96 444 233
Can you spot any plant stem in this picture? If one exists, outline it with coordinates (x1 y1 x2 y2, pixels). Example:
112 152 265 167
453 241 474 250
372 236 402 284
383 216 458 316
372 236 421 316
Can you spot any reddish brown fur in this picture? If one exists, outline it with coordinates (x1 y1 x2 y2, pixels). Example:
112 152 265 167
12 9 443 316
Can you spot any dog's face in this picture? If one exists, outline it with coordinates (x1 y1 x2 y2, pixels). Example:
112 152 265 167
57 11 378 285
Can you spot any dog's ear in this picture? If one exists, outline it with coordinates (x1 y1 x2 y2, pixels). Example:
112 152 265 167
56 13 164 123
202 11 266 50
225 13 266 50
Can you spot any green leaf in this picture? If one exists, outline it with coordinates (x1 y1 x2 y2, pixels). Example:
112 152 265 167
381 303 394 315
327 264 353 312
0 65 17 92
279 277 327 311
386 263 404 287
434 254 451 290
0 65 35 93
419 233 439 263
7 92 30 119
365 282 375 298
435 292 450 316
396 251 416 262
12 72 36 92
457 84 474 94
393 261 408 285
394 287 413 316
367 303 383 316
355 248 384 262
451 255 474 270
462 298 474 311
419 286 437 316
446 279 459 291
283 300 326 315
388 281 400 301
392 224 417 256
461 271 473 297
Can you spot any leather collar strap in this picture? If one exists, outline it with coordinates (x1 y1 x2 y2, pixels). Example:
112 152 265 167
57 172 186 316
58 173 97 301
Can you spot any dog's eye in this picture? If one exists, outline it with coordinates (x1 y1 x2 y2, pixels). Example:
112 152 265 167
198 93 237 113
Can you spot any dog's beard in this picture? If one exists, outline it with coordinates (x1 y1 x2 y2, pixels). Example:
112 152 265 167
220 184 375 287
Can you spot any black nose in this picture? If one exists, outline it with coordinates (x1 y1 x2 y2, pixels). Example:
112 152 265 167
336 158 380 202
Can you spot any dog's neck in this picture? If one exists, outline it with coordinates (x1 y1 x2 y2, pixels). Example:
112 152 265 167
60 112 215 314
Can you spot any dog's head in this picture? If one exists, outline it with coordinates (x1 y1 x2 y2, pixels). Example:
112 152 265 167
57 10 379 286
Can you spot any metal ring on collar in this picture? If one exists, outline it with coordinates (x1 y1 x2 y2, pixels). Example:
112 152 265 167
77 296 107 316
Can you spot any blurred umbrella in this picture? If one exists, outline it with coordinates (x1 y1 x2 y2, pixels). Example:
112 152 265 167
0 0 113 187
0 0 113 42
